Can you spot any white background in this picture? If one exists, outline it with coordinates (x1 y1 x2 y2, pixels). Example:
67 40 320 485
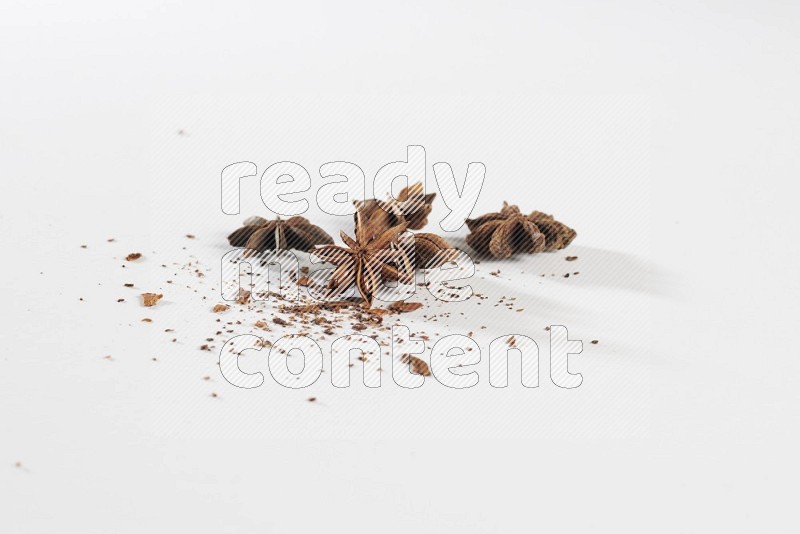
1 1 799 532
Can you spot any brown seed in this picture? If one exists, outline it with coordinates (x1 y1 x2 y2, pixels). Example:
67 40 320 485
126 252 142 261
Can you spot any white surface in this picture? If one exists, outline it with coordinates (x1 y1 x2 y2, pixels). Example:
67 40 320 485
2 1 799 532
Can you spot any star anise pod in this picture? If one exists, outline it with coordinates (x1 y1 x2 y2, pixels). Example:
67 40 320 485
228 216 333 255
465 202 576 259
310 213 413 307
354 183 436 240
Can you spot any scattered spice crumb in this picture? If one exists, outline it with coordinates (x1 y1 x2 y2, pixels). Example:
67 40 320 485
401 354 431 376
307 397 317 402
141 293 163 307
126 252 142 261
591 340 599 344
186 234 195 239
141 318 152 323
124 283 134 287
566 256 578 261
389 301 424 313
212 303 229 313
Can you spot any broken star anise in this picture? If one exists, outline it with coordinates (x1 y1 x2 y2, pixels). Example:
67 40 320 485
354 182 436 240
465 202 576 259
228 216 333 255
310 213 413 307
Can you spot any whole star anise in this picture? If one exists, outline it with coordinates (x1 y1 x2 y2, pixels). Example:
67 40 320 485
354 183 436 240
465 202 576 259
310 213 413 307
227 216 334 256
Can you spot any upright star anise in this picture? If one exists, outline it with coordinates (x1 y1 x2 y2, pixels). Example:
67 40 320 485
465 202 577 259
228 216 333 255
310 213 413 307
354 183 436 240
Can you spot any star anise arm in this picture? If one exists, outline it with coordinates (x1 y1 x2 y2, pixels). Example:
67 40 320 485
520 220 546 253
527 211 577 251
488 218 519 259
242 222 279 253
465 219 504 256
366 222 408 252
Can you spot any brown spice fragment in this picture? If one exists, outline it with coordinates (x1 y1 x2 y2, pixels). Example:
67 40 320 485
566 256 578 261
141 293 163 307
126 252 142 261
236 290 251 305
124 283 134 287
307 397 317 402
273 317 288 326
401 354 431 376
591 340 599 344
212 303 229 313
141 318 152 323
389 301 424 313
